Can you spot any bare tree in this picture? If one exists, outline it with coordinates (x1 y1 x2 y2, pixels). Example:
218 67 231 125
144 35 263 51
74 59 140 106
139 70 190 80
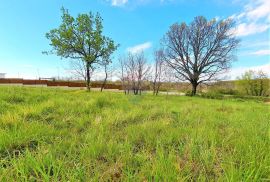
100 63 108 92
162 16 240 96
68 59 95 81
100 58 115 92
118 56 129 94
152 49 165 95
69 60 87 81
119 52 151 95
163 64 177 95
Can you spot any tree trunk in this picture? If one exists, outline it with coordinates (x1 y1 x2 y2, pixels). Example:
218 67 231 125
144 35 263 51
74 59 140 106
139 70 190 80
191 82 198 96
100 73 107 92
153 81 156 95
101 65 108 92
86 62 91 91
134 89 138 95
155 84 161 96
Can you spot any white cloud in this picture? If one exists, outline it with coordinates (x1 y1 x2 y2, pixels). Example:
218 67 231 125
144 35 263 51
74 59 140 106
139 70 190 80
250 49 270 56
160 0 175 3
236 22 270 36
232 0 270 37
111 0 128 6
127 41 152 54
108 0 174 8
224 63 270 79
245 0 270 21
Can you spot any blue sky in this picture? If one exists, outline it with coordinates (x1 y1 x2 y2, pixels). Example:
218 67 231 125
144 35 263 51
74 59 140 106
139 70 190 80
0 0 269 80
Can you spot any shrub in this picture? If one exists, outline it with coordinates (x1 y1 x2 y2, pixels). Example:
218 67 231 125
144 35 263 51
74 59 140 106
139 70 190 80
206 81 239 96
215 88 239 95
236 70 270 97
185 90 192 96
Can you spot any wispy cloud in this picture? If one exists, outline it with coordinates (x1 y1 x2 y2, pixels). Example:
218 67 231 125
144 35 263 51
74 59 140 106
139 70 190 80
127 41 152 54
245 0 270 21
110 0 128 7
236 22 269 36
250 49 270 56
160 0 175 4
231 0 270 37
107 0 174 8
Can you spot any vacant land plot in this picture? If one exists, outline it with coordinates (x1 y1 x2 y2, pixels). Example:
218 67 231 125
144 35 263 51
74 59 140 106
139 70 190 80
0 86 269 181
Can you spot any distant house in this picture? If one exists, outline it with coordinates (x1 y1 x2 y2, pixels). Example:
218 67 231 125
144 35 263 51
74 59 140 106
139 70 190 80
0 73 6 78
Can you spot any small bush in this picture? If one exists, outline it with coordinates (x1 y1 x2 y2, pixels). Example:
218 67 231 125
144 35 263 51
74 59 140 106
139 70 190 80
185 90 193 96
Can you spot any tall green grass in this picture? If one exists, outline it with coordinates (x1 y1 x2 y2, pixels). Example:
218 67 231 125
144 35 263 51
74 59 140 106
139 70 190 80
0 86 269 181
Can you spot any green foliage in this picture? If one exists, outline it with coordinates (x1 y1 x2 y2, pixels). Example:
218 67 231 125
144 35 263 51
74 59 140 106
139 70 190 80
200 91 269 102
0 86 269 181
236 70 270 96
45 8 118 63
200 91 224 99
45 8 118 90
185 90 193 96
210 87 239 95
205 81 238 96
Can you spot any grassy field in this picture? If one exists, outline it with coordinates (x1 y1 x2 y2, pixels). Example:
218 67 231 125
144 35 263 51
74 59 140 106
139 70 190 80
0 86 269 181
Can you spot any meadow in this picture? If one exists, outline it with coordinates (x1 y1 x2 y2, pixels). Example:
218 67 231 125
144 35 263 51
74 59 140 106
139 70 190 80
0 86 269 181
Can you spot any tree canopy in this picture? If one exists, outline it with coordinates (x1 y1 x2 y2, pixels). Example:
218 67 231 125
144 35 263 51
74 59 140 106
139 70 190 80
45 8 118 90
162 16 240 95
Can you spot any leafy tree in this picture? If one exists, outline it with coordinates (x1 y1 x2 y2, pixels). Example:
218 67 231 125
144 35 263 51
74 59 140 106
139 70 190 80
45 8 118 91
162 16 240 96
237 70 269 96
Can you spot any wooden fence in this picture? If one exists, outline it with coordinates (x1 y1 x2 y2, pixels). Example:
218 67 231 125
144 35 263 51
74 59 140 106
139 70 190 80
0 78 122 90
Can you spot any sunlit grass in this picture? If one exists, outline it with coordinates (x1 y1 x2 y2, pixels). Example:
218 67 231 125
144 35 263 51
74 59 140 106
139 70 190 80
0 86 269 181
